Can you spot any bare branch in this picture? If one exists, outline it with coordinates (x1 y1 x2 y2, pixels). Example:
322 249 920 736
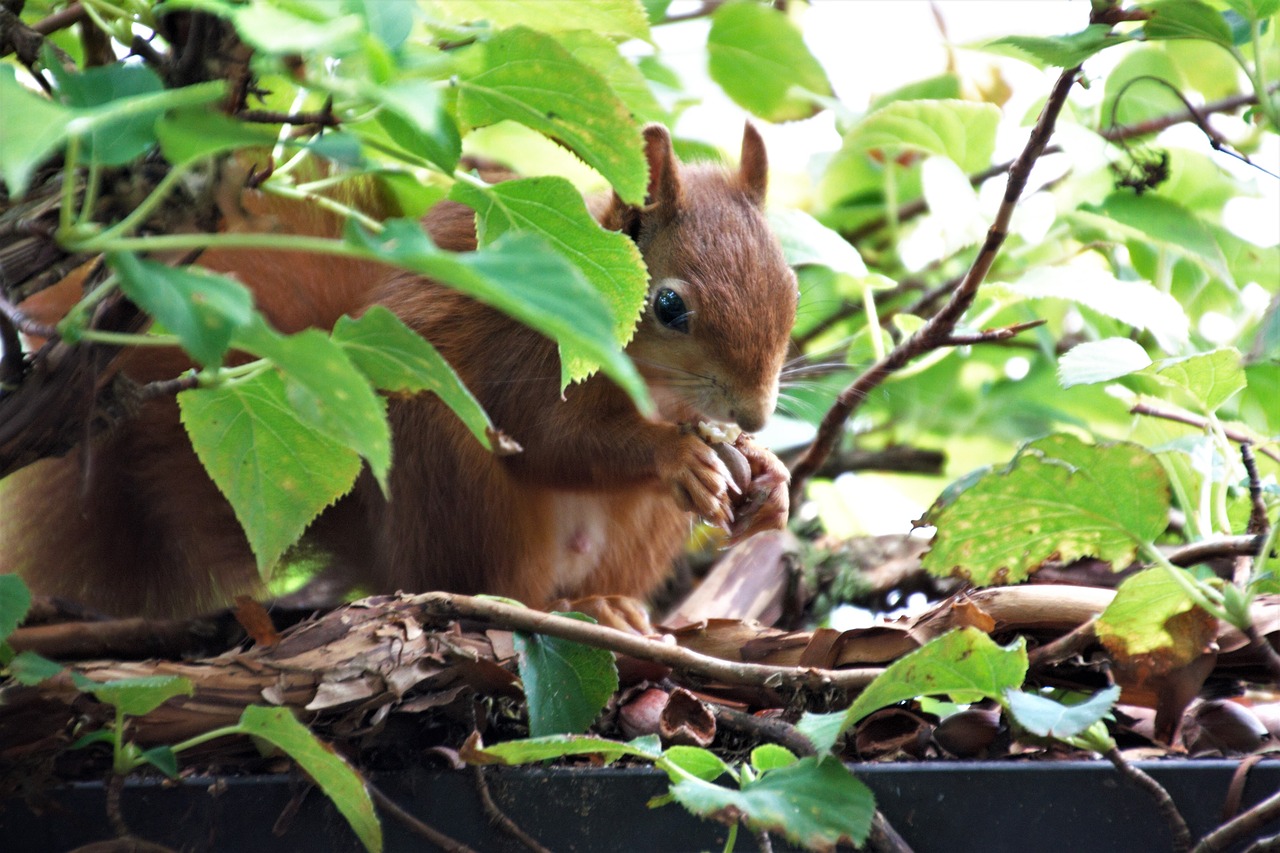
789 63 1084 503
414 592 884 693
1130 403 1280 464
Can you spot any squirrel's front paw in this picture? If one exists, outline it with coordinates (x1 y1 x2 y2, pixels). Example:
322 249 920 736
660 432 736 531
724 435 790 544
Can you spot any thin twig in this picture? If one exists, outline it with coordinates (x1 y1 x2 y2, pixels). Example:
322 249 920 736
0 292 57 340
1130 403 1280 464
1028 617 1098 668
414 592 884 693
1194 788 1280 853
1104 748 1191 853
941 319 1047 346
140 372 201 401
239 108 340 128
369 781 478 853
1167 535 1266 567
471 765 553 853
789 63 1084 502
711 705 816 757
1242 444 1271 537
868 811 916 853
31 2 86 36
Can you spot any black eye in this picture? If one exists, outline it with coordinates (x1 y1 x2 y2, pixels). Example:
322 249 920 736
653 287 690 333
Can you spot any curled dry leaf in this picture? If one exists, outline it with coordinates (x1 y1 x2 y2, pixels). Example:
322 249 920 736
934 708 1003 758
659 687 716 747
618 687 669 740
1185 700 1271 755
852 707 932 760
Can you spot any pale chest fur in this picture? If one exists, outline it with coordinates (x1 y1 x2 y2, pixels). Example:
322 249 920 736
546 488 693 599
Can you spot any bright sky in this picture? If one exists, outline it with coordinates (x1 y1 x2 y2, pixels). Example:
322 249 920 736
658 0 1280 248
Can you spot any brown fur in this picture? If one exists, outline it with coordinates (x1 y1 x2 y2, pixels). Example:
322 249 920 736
1 124 797 617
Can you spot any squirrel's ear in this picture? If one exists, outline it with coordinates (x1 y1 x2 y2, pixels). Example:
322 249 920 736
642 123 683 216
739 121 768 205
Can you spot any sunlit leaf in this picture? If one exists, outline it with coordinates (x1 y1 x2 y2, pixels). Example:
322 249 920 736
923 434 1170 585
332 307 496 450
456 27 646 204
179 371 362 570
707 1 832 122
987 25 1132 68
1006 685 1121 739
842 99 1000 174
1058 338 1153 387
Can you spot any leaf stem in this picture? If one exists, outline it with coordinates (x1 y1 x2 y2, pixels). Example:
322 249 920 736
167 723 246 755
77 329 181 348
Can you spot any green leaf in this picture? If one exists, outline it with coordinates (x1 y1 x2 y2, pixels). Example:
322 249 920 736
456 27 646 205
0 65 73 197
1141 0 1235 47
987 25 1132 68
1096 566 1212 656
1224 0 1280 19
671 756 874 848
471 734 650 765
767 209 868 279
797 629 1027 752
156 108 282 167
345 0 416 50
1006 685 1121 739
1096 193 1232 284
923 435 1170 585
110 253 255 369
514 612 619 737
369 81 461 172
332 307 497 450
663 745 730 782
0 574 32 643
1139 348 1246 414
238 706 381 853
557 31 667 124
434 0 652 41
140 746 180 779
344 221 649 410
450 177 647 386
80 675 194 717
842 99 1000 174
1101 47 1188 128
231 3 365 54
749 744 798 772
1058 338 1154 387
6 650 64 685
45 60 166 166
234 319 391 491
706 2 832 122
179 370 362 570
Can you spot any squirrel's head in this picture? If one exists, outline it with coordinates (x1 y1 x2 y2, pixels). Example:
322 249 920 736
608 123 797 433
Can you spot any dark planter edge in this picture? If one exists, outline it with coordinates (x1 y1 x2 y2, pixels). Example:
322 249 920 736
3 758 1278 852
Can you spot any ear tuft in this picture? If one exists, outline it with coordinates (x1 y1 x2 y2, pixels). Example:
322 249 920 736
642 123 683 216
739 121 768 205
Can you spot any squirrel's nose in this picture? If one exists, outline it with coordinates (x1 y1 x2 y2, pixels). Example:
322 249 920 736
732 409 766 434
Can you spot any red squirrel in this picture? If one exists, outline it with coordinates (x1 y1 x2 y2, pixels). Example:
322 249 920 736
1 124 797 618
